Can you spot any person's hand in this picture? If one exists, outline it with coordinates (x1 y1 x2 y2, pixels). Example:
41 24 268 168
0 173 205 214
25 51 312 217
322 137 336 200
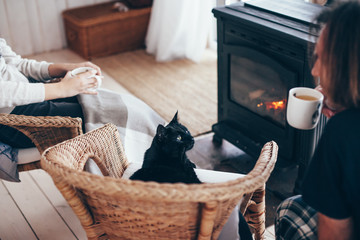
315 85 344 118
60 70 101 95
48 61 102 77
44 69 100 100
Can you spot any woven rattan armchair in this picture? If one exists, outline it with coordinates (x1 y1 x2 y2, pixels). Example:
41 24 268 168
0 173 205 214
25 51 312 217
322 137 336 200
0 113 83 172
41 123 278 240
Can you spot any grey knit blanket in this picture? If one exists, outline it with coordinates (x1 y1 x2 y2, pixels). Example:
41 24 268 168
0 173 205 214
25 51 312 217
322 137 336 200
77 89 165 163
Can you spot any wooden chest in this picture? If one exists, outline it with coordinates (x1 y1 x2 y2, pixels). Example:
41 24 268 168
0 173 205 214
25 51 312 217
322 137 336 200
62 1 151 60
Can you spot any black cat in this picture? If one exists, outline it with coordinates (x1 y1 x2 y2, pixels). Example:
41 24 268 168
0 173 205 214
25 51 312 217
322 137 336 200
130 112 201 184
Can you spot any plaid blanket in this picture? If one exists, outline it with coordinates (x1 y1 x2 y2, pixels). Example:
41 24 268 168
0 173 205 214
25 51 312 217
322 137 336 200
78 89 166 163
275 195 318 240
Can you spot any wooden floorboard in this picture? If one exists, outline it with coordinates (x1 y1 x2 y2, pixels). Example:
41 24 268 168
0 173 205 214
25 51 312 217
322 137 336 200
0 181 37 240
29 170 87 240
2 172 77 240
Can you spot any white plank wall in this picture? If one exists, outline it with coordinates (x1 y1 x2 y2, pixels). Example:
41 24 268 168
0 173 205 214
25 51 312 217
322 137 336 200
0 0 111 56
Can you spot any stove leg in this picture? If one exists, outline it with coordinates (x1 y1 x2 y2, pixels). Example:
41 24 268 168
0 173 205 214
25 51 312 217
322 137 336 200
293 162 307 195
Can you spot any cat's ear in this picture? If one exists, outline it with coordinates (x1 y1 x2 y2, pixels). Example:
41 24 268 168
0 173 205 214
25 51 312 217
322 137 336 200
170 111 179 124
156 124 166 141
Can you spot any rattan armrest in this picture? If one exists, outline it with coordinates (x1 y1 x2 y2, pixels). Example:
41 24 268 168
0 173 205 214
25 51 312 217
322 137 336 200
0 113 83 171
41 123 129 229
241 185 266 240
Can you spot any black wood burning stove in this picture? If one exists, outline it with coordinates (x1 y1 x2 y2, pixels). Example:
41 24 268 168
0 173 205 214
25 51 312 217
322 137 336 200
212 0 326 192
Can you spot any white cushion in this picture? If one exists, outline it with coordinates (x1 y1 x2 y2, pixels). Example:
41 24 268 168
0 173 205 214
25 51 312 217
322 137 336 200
16 147 41 164
122 161 245 182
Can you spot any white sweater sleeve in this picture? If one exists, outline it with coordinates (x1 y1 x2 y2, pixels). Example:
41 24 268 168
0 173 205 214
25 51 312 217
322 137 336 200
0 80 45 108
1 38 51 81
0 38 50 110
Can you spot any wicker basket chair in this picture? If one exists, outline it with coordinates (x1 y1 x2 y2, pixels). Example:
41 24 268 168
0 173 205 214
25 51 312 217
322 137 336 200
0 113 83 172
41 123 278 240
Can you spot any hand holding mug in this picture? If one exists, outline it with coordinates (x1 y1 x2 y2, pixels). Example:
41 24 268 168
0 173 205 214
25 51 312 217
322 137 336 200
315 85 344 118
71 67 103 92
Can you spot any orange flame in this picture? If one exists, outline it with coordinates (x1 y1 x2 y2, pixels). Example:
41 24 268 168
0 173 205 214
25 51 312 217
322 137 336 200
257 100 286 110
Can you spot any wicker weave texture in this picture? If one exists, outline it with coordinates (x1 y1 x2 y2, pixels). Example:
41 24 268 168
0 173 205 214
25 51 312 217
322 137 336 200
41 123 278 240
0 113 83 171
62 1 151 60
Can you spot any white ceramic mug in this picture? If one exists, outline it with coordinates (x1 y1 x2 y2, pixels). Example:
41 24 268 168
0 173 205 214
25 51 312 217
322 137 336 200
286 87 324 130
71 67 102 92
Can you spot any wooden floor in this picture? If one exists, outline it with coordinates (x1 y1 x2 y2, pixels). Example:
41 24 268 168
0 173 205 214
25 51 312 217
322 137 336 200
0 48 298 239
0 170 87 240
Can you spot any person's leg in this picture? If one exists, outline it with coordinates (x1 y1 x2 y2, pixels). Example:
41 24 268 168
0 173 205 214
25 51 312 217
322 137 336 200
51 96 79 103
0 97 84 148
275 195 317 240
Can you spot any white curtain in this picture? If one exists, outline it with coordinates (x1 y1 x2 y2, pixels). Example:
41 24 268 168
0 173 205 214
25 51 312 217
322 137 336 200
145 0 214 62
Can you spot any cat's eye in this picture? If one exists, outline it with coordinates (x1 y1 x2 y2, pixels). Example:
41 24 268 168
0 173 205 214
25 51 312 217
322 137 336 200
176 135 182 141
